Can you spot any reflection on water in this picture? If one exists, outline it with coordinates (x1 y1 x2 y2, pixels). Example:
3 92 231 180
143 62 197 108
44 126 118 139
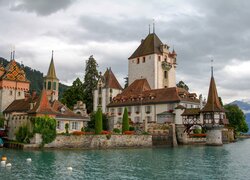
1 139 250 180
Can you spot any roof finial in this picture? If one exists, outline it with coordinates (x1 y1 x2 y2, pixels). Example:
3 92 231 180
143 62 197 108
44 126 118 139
153 19 155 33
211 59 214 77
10 51 13 60
149 24 151 34
51 50 54 60
13 50 15 60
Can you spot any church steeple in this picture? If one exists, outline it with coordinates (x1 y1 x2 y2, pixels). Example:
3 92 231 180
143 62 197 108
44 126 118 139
44 50 59 102
46 50 58 80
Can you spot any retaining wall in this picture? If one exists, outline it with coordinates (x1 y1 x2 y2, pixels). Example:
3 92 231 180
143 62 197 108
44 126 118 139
44 135 152 149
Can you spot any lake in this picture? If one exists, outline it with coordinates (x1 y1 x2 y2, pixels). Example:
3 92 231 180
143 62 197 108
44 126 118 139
1 139 250 180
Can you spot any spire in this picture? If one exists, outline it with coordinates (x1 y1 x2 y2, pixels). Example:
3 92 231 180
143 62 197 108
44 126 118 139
202 68 224 112
149 24 151 34
211 59 214 77
46 50 58 79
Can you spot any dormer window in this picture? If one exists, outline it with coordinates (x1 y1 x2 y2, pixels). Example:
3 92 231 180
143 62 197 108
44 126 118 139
60 107 66 114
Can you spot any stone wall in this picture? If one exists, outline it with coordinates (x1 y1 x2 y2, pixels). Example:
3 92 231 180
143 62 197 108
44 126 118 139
44 135 152 149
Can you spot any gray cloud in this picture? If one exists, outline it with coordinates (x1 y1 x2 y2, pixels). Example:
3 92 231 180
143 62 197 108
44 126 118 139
10 0 75 16
0 0 250 103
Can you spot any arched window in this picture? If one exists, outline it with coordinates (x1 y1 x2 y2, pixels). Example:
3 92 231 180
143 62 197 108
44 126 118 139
164 71 168 79
53 82 57 90
48 81 51 90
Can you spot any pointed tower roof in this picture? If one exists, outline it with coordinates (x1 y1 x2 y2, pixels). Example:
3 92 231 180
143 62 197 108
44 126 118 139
28 89 57 115
202 76 224 112
129 33 164 59
46 51 58 80
103 68 123 90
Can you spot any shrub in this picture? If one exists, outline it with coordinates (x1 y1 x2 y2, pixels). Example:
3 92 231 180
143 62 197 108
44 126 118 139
32 116 57 146
129 126 135 131
106 134 111 140
193 128 202 134
113 128 121 134
15 125 32 143
81 127 84 132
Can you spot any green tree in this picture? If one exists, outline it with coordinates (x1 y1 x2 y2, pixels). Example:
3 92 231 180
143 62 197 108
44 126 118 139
176 80 189 91
61 77 84 109
122 107 129 133
32 116 57 145
224 104 249 133
95 108 103 134
87 112 108 131
124 76 128 89
83 55 99 113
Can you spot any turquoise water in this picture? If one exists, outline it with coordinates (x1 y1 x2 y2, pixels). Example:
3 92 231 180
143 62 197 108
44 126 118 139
1 140 250 180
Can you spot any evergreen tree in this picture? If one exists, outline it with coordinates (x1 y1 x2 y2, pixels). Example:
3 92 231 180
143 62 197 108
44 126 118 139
124 76 129 89
122 107 129 133
176 80 189 91
224 104 249 133
95 108 103 134
61 78 84 110
83 55 99 113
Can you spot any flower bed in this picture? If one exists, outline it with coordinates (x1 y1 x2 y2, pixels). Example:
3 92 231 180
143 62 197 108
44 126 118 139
71 131 95 135
101 131 111 135
124 131 135 135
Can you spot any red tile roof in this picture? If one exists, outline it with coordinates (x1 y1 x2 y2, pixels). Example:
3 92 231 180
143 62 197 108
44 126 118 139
129 33 164 59
108 79 199 107
103 68 122 90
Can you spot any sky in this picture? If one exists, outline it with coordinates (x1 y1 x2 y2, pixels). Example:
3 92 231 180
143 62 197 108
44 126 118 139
0 0 250 104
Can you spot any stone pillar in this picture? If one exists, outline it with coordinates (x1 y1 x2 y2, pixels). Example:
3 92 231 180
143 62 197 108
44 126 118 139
171 124 178 147
206 127 223 146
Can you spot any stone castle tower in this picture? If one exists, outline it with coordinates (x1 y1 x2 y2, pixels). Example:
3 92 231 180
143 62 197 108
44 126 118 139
128 32 177 89
43 51 59 102
0 56 30 112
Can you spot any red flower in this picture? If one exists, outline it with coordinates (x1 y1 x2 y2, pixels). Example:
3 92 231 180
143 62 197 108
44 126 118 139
124 131 135 135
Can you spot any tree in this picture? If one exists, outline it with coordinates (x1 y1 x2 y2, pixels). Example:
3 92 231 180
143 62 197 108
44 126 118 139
124 76 128 89
61 77 84 109
95 108 103 134
176 81 189 91
224 104 249 133
122 107 129 133
83 55 99 113
87 112 108 132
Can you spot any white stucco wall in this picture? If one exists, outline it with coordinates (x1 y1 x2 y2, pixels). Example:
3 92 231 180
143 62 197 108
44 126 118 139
0 88 25 112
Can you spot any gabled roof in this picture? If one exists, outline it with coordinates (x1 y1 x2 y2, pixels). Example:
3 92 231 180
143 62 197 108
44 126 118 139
45 52 58 80
108 79 199 107
28 90 57 115
51 100 85 119
182 108 201 116
202 76 225 112
0 60 29 82
122 79 151 96
129 33 164 59
3 96 38 113
103 68 122 90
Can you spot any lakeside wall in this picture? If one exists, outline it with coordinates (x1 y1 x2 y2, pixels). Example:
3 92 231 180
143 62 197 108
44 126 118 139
43 135 152 149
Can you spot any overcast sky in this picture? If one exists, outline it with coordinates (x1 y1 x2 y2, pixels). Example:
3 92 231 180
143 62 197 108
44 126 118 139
0 0 250 103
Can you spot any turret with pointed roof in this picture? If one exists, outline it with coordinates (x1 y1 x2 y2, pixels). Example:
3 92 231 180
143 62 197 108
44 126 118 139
44 51 59 102
202 66 227 126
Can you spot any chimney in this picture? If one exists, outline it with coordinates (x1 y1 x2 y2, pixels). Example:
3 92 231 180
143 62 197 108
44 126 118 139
199 94 203 109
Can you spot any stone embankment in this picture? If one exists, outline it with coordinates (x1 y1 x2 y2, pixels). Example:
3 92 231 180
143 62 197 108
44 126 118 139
44 135 152 149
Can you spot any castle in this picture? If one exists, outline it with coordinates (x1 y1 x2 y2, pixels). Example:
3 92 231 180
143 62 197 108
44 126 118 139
94 31 229 145
1 52 89 140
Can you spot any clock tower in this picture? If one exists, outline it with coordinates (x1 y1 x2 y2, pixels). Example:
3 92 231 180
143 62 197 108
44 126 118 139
128 32 177 89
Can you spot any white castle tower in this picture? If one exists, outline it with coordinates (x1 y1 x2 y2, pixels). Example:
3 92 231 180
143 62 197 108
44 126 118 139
128 31 177 89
